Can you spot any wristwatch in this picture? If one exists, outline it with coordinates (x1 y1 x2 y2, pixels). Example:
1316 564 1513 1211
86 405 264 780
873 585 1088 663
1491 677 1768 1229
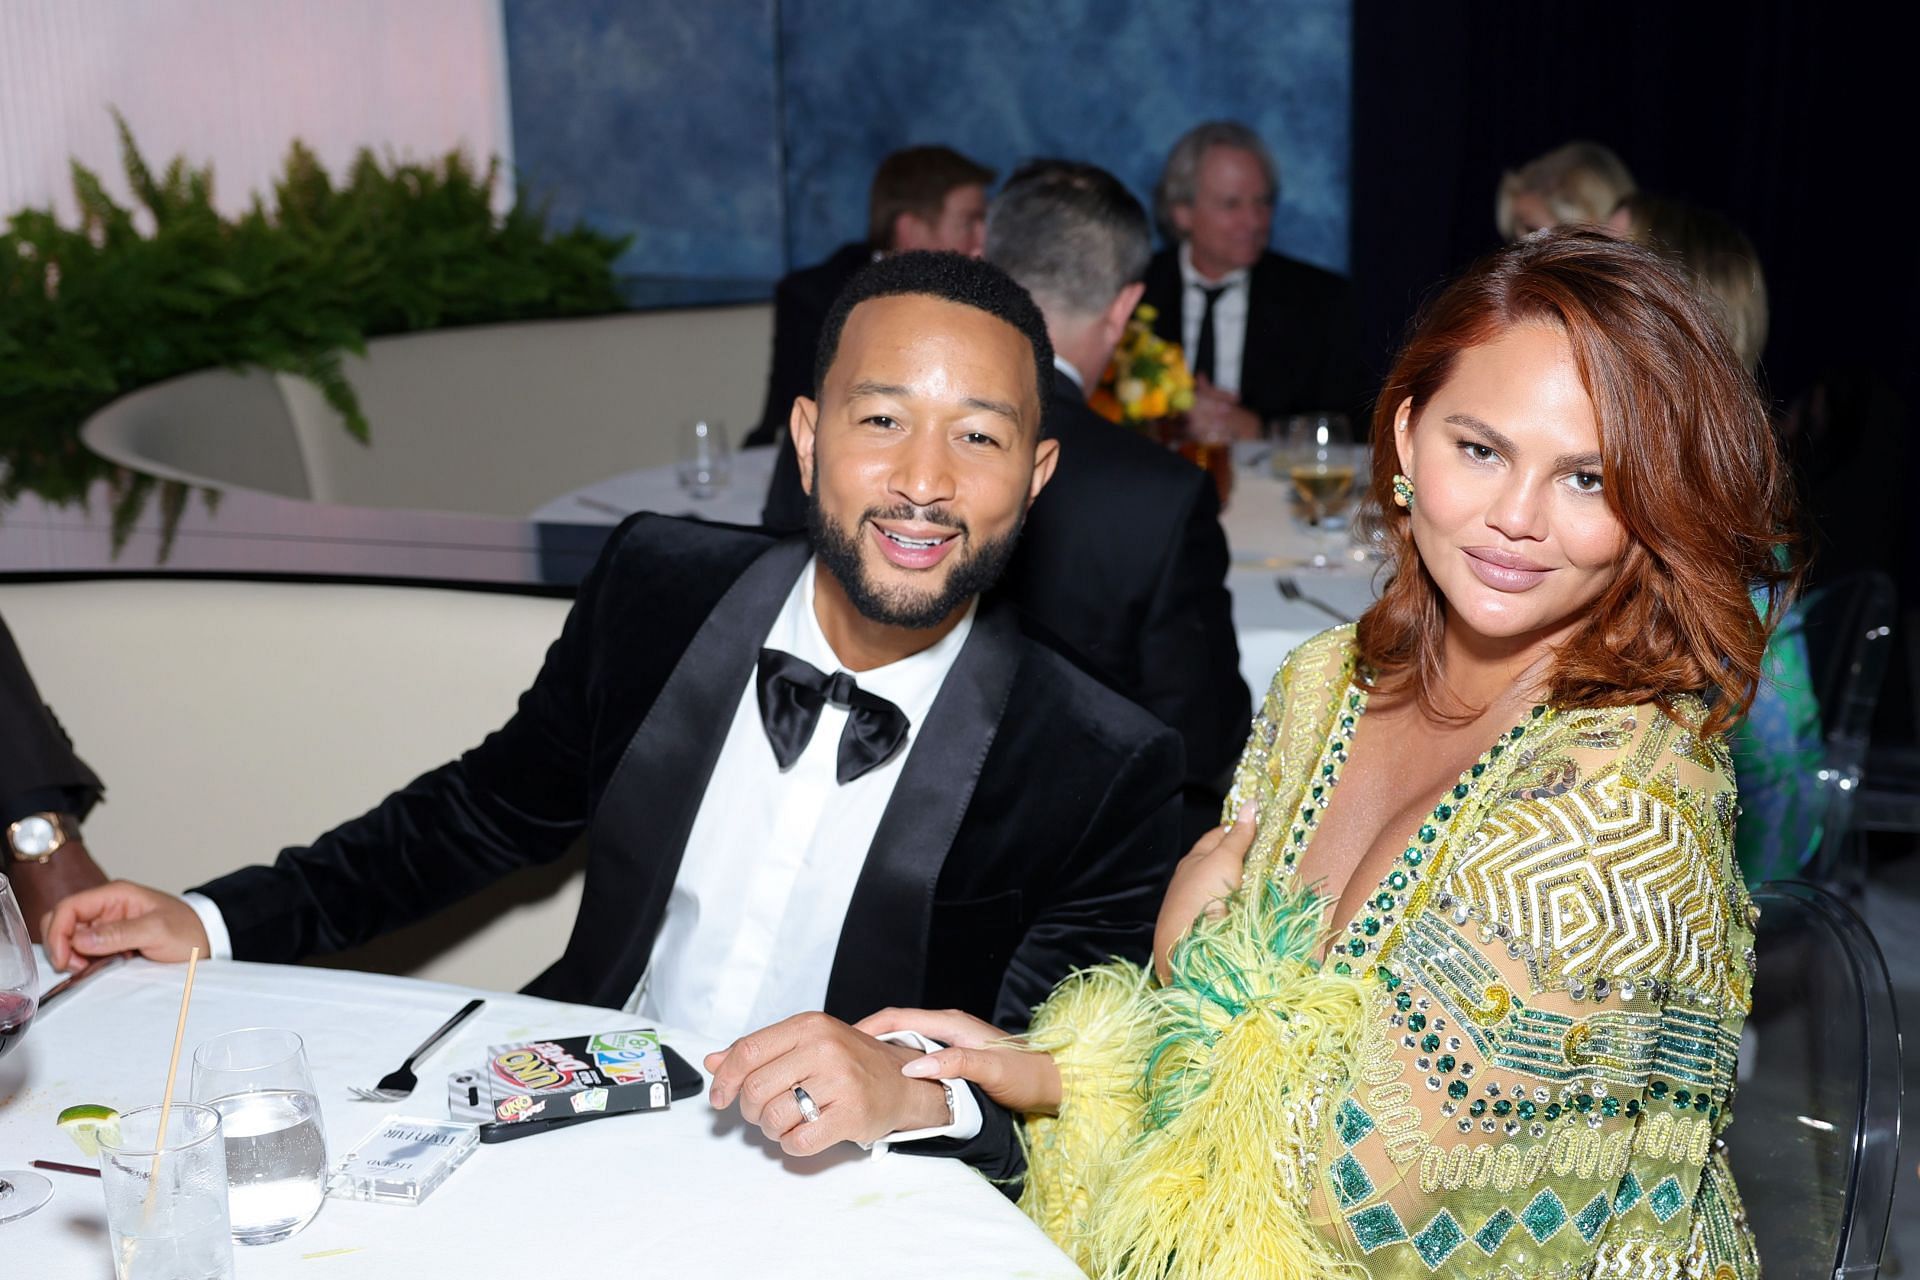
6 811 76 864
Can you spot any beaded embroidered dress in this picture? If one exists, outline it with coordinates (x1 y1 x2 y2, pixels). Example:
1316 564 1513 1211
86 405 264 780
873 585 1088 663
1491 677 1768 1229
1017 627 1761 1279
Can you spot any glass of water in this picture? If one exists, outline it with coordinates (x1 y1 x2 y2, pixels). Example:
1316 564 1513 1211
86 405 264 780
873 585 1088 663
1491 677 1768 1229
98 1103 235 1280
676 419 731 500
191 1028 327 1244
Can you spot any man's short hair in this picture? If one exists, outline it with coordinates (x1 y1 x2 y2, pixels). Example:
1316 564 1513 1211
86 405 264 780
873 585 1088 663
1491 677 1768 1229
1153 121 1279 241
868 146 996 250
984 160 1151 320
813 251 1053 440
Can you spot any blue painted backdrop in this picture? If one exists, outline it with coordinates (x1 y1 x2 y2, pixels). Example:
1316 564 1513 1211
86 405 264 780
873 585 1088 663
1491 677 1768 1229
504 0 1350 296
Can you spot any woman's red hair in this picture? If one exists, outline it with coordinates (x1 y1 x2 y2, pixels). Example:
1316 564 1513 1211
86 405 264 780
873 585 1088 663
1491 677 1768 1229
1356 228 1799 737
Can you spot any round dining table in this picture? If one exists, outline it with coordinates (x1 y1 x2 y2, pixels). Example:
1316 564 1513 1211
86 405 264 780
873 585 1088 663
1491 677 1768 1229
3 952 1081 1278
531 441 1384 699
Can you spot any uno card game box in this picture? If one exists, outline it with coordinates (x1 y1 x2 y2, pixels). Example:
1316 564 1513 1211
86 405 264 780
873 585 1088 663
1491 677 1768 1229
486 1028 674 1124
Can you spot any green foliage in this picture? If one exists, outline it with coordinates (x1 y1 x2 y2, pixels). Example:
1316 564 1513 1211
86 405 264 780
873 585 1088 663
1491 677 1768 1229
0 112 629 543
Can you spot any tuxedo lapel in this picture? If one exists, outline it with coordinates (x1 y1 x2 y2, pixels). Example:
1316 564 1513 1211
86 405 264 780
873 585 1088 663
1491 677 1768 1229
582 535 812 1004
822 597 1022 1020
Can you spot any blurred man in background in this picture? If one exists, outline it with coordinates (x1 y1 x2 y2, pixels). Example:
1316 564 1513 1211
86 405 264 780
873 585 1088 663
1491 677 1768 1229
1143 121 1366 439
747 145 994 447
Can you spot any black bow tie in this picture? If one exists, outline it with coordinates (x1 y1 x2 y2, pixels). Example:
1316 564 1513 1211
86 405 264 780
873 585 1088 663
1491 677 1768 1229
755 648 911 784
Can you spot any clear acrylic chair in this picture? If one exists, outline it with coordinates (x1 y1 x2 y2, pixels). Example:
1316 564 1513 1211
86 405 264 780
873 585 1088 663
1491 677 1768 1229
1723 880 1902 1278
1736 571 1899 888
1802 572 1899 887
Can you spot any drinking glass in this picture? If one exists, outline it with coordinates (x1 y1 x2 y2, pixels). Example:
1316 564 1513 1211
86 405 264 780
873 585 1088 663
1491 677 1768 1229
0 875 52 1223
1278 413 1362 568
676 419 732 500
97 1103 235 1279
190 1028 327 1244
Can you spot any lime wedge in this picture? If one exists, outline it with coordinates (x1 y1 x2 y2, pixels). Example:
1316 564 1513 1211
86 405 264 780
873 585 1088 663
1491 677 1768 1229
56 1103 120 1156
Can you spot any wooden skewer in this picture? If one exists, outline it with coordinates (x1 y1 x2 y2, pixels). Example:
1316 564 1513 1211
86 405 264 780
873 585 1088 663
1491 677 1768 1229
141 948 200 1218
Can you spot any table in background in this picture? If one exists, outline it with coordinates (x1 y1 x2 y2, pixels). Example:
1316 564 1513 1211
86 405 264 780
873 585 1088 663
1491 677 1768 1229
2 957 1077 1279
531 442 1384 697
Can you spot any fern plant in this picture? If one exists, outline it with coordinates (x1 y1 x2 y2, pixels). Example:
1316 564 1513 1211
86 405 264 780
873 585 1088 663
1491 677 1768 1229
0 113 629 549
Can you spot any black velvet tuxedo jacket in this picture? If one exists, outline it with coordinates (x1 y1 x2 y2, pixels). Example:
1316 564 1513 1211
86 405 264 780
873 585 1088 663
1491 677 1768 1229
0 612 103 824
1141 247 1370 425
192 517 1183 1033
744 241 873 448
761 369 1249 843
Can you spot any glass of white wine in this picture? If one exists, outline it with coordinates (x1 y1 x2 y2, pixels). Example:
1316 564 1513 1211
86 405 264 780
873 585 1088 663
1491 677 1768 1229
1280 413 1362 568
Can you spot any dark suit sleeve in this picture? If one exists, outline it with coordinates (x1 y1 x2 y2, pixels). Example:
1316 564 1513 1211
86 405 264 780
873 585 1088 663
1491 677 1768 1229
0 614 104 823
190 532 626 962
1134 474 1250 845
991 727 1181 1031
745 274 819 448
893 1086 1027 1193
897 729 1177 1184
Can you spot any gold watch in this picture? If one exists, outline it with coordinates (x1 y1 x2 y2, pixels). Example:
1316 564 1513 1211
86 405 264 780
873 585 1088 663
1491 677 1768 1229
6 812 76 864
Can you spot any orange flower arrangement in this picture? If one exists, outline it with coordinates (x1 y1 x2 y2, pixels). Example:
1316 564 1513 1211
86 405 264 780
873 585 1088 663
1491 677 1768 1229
1090 304 1196 428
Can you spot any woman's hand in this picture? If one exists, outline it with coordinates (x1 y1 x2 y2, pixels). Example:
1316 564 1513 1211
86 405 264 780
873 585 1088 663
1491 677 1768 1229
1153 800 1259 982
855 1007 1063 1116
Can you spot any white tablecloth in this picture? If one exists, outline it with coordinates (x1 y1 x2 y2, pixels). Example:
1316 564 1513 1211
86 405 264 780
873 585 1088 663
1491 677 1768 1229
3 956 1077 1279
531 443 1384 697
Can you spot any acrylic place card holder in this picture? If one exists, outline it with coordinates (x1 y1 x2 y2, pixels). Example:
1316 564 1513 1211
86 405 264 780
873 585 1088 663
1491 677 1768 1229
328 1116 480 1206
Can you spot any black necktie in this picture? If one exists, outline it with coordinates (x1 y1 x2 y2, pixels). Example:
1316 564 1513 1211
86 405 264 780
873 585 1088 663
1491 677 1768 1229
755 648 911 784
1192 283 1228 385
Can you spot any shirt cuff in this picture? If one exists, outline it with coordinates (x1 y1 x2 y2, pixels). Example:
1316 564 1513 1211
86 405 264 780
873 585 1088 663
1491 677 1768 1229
180 892 234 962
863 1029 983 1156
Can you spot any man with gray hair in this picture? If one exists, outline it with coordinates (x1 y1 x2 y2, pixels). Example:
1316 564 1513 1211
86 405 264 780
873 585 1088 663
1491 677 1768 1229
986 160 1247 841
1143 121 1366 439
761 161 1246 841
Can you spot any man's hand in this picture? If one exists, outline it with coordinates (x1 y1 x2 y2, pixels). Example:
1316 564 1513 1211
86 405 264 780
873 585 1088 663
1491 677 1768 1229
855 1007 1062 1115
1153 801 1258 981
1188 376 1262 444
42 880 210 972
7 838 109 945
703 1012 952 1157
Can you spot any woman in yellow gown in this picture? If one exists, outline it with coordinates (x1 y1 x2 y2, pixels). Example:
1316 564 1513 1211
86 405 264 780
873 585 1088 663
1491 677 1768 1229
866 229 1798 1279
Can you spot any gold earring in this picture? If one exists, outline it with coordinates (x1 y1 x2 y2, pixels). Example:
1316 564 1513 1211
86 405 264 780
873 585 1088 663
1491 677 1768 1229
1392 473 1414 509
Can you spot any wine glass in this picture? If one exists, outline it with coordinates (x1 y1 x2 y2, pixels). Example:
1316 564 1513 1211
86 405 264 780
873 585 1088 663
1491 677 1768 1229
1279 413 1362 568
0 875 52 1222
676 419 732 500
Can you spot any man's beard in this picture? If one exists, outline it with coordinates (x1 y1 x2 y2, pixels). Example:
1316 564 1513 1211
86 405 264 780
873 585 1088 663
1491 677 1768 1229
805 471 1025 630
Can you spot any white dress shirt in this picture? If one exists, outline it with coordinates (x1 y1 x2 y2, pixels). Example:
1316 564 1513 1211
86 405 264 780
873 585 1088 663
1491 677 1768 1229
1178 240 1252 395
191 556 983 1143
631 559 973 1039
1052 352 1085 394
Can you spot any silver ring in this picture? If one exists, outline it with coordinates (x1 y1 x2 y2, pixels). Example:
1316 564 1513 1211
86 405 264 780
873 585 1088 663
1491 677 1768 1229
792 1085 821 1124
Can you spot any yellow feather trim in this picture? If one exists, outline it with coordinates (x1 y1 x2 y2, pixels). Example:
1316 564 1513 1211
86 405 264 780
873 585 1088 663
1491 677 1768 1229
1017 961 1159 1266
1020 878 1373 1279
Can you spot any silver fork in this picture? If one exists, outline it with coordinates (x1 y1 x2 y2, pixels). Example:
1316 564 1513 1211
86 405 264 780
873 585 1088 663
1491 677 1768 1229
1276 575 1354 625
347 998 486 1102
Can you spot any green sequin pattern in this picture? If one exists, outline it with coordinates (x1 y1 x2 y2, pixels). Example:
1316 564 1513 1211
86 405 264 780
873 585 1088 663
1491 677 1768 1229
1224 630 1760 1278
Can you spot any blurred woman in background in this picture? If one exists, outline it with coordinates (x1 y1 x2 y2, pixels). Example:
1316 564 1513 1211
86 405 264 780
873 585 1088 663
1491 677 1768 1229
1497 141 1638 241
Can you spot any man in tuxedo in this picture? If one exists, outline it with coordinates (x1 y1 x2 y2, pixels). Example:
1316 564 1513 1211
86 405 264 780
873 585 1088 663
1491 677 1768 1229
743 146 994 448
766 162 1247 842
46 252 1181 1159
1 612 109 938
1143 120 1368 440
